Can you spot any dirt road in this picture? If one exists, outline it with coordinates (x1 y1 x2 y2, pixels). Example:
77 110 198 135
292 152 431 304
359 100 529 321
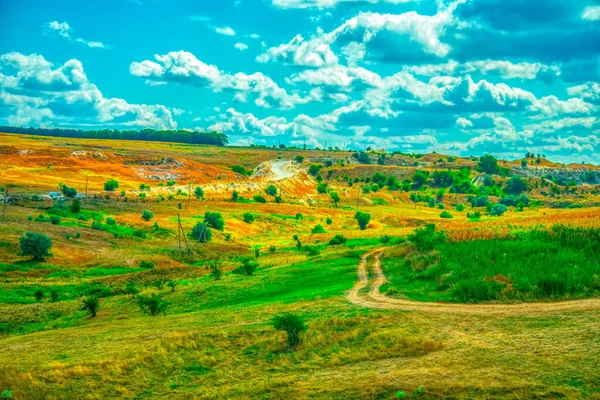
348 249 600 315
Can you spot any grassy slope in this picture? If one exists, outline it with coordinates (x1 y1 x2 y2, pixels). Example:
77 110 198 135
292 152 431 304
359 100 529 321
1 246 600 399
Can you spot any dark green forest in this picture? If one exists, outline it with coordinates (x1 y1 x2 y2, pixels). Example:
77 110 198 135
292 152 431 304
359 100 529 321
0 126 229 146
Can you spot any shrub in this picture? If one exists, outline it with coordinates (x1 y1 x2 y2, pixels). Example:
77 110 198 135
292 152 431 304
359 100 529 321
467 211 482 220
380 234 392 243
265 185 278 196
253 195 267 203
243 212 255 223
137 294 168 316
239 258 259 275
470 195 489 207
190 222 212 243
59 184 78 198
440 211 453 219
273 313 307 348
204 211 224 230
490 204 508 216
34 289 44 302
231 165 252 176
78 214 88 221
452 280 498 302
317 183 328 194
269 245 276 253
194 186 204 199
50 216 61 225
476 154 499 174
304 245 320 257
455 203 465 212
50 289 59 302
141 210 154 221
104 179 120 191
408 224 446 251
311 224 326 234
209 261 223 280
354 211 371 230
70 198 81 213
82 297 100 317
231 190 239 202
19 232 52 260
330 191 340 207
308 164 322 176
505 176 528 195
326 216 333 225
126 282 139 298
295 213 303 220
106 217 117 225
139 260 155 269
294 155 304 163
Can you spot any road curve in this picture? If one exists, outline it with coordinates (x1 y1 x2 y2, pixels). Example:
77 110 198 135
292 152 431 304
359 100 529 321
348 249 600 315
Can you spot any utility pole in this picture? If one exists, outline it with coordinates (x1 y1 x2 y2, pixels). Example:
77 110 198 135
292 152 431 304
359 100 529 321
1 187 8 224
178 214 189 253
188 183 191 207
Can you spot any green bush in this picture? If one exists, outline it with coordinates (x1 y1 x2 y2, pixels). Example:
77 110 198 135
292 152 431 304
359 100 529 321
204 212 224 230
106 217 117 225
59 184 78 198
265 185 278 196
50 216 61 225
104 179 120 191
408 224 446 251
141 210 154 221
455 203 465 212
137 294 168 316
139 260 155 269
329 234 347 245
194 186 204 199
326 216 333 225
490 204 508 216
243 213 255 223
440 211 453 219
354 211 371 230
190 222 212 243
253 195 267 203
467 211 482 220
19 232 52 260
311 224 326 234
82 297 100 317
70 198 81 213
294 155 304 163
273 313 307 348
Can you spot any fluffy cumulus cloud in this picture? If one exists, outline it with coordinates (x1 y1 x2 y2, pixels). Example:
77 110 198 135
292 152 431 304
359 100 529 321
215 26 236 36
0 53 175 128
130 51 322 109
271 0 415 9
44 21 108 49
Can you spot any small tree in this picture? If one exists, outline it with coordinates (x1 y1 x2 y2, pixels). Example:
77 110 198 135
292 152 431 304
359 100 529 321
59 184 78 198
70 198 81 214
243 212 255 223
34 289 44 302
204 212 224 230
209 261 223 280
50 289 59 302
253 195 267 203
330 191 340 207
240 257 259 275
231 190 239 202
104 179 120 191
126 281 139 298
273 313 307 348
295 155 304 163
19 232 52 260
354 211 371 230
265 185 278 196
194 186 205 199
137 294 168 316
167 280 177 293
311 224 326 234
477 155 499 174
82 296 100 317
190 222 212 243
490 203 508 216
141 210 154 221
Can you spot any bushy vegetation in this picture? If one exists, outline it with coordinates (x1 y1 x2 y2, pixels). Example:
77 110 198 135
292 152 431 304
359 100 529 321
204 212 224 231
408 224 446 251
329 234 348 246
137 294 169 316
190 222 212 243
104 179 120 191
390 225 600 303
354 211 371 230
19 232 52 260
272 313 307 348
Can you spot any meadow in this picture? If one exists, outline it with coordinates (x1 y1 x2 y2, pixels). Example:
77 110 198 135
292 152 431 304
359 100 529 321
1 133 600 399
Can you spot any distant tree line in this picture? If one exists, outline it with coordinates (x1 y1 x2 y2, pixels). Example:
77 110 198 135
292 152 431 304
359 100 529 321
0 126 229 146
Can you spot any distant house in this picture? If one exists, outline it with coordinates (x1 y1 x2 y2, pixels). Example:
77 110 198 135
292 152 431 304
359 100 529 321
48 192 64 200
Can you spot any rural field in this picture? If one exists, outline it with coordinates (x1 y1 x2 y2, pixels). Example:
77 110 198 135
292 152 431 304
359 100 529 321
1 132 600 399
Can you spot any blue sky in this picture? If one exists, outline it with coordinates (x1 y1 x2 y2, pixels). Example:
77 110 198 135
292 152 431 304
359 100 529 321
0 0 599 162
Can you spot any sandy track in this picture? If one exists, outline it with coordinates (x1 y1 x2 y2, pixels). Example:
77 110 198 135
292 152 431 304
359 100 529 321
348 249 600 315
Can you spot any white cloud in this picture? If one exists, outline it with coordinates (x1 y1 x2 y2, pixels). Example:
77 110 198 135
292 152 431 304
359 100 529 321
271 0 415 9
259 1 465 66
0 52 175 129
568 82 600 103
249 33 260 39
582 6 600 21
130 50 321 109
406 60 561 80
215 26 236 36
289 65 382 89
45 21 108 49
456 117 473 128
256 34 338 67
234 42 249 51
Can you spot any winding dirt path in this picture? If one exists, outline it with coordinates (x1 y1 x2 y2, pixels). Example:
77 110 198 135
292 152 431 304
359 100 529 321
348 249 600 315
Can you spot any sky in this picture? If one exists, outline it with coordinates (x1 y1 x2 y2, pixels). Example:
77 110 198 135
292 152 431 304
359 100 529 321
0 0 599 163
